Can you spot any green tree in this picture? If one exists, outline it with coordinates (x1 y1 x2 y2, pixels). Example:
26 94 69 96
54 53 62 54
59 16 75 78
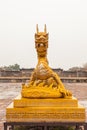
69 67 81 71
2 64 20 71
8 64 20 71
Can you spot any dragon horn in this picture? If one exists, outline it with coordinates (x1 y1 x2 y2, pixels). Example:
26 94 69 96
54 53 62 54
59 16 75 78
36 24 39 33
44 24 47 33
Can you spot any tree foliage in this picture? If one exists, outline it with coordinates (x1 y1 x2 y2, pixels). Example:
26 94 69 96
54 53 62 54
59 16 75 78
2 64 20 71
69 67 81 71
69 62 87 71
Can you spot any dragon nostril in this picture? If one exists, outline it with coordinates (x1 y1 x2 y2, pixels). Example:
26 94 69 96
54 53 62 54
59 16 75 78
38 43 44 47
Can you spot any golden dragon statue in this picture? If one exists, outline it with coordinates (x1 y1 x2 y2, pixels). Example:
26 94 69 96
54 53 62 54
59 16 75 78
21 25 72 98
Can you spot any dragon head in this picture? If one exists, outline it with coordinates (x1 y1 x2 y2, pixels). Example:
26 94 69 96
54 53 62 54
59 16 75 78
35 24 49 57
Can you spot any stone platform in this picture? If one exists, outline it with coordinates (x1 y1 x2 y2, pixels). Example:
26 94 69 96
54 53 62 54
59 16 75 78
6 95 85 122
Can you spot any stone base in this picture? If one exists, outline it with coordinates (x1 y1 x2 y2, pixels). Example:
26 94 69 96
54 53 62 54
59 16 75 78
6 95 86 122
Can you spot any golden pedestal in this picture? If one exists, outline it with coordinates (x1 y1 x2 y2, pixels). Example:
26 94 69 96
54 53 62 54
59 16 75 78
6 95 85 122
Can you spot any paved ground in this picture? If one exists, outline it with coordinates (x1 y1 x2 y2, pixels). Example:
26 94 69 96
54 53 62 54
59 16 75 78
0 83 87 130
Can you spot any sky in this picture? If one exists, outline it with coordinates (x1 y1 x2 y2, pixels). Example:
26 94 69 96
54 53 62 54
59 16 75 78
0 0 87 70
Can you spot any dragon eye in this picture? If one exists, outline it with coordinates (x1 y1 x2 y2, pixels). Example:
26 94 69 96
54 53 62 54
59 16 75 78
35 34 39 38
38 44 40 47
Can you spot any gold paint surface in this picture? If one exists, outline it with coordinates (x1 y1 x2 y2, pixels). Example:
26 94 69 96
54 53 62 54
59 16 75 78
6 101 85 122
14 95 78 108
21 25 72 99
